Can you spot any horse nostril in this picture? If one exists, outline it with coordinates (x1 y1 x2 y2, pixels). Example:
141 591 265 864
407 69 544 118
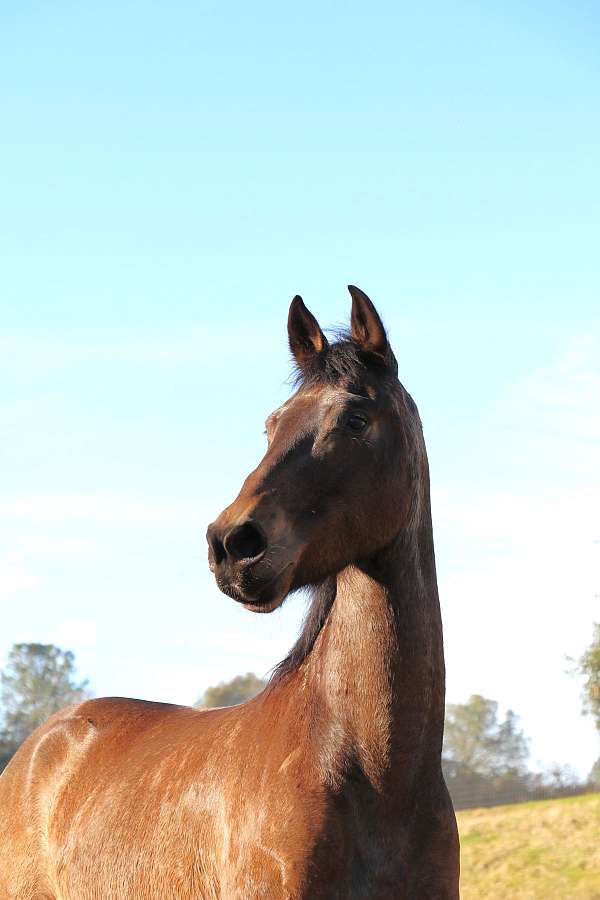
206 525 226 566
224 522 267 562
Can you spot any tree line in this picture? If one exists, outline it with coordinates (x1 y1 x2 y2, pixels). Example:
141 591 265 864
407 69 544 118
2 627 599 809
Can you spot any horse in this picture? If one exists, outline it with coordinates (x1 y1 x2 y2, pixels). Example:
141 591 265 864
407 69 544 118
0 286 459 899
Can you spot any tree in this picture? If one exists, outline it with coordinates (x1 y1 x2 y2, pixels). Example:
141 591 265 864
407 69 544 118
588 757 600 787
0 643 89 769
577 622 600 731
444 694 529 778
442 695 531 809
196 672 266 708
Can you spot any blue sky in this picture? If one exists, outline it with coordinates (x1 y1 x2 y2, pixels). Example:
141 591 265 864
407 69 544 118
1 2 599 776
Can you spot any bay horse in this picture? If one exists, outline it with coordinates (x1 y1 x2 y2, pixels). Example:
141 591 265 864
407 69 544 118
0 287 459 899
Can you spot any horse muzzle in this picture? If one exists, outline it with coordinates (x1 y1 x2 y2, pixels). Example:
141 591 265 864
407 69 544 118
206 519 296 613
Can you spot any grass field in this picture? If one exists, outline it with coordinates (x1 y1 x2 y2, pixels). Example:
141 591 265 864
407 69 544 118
458 792 600 899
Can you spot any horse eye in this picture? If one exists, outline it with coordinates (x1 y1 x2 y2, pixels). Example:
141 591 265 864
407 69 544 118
347 414 368 432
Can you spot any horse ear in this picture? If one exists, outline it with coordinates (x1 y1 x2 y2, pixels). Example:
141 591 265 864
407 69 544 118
348 285 397 374
288 295 328 368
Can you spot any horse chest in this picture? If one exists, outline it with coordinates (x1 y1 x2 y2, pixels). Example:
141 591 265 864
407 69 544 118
219 787 408 900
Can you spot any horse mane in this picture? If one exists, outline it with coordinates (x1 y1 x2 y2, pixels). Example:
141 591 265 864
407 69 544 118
270 577 337 683
292 329 393 387
291 328 397 387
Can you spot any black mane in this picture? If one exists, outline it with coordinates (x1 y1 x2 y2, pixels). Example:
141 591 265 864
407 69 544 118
292 330 396 388
270 577 337 683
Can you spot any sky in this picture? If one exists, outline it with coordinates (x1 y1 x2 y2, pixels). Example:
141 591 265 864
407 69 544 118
1 2 599 777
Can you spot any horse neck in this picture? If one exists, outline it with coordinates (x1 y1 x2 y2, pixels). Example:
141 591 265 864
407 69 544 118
304 501 445 793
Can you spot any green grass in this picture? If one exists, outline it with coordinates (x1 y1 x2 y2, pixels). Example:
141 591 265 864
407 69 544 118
458 792 600 899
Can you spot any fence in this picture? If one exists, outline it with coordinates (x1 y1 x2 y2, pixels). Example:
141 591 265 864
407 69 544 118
448 778 598 811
